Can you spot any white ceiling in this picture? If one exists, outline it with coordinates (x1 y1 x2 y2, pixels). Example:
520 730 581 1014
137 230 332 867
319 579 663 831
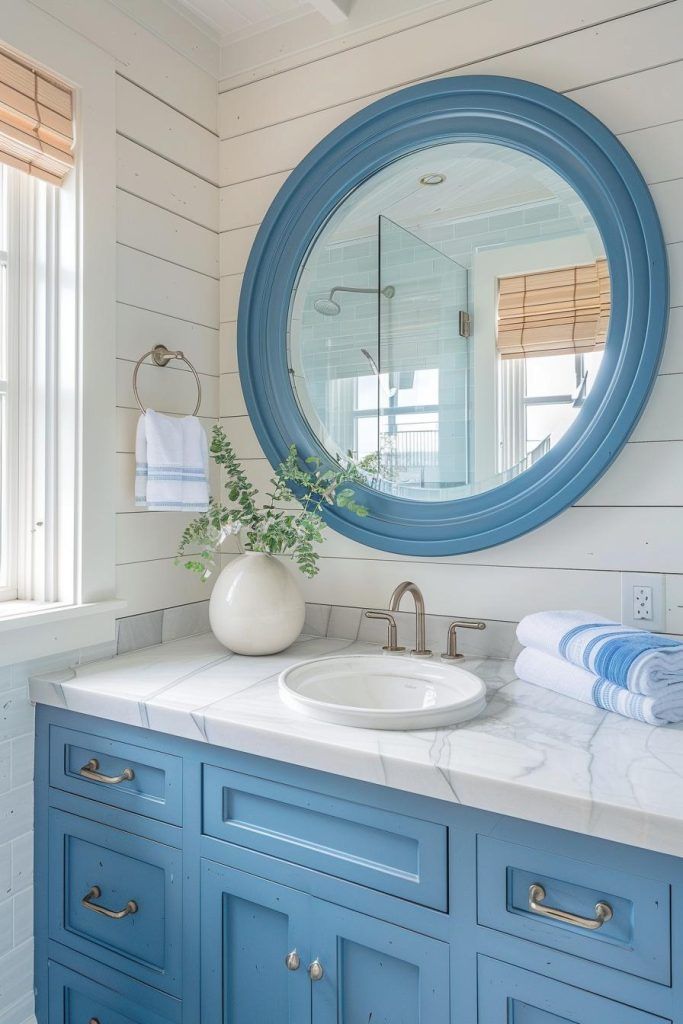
166 0 346 41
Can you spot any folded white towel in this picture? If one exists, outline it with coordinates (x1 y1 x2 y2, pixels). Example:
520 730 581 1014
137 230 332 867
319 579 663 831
515 647 683 726
135 410 209 512
517 610 683 696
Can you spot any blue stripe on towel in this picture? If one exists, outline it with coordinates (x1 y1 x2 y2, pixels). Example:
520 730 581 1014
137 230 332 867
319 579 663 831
591 678 649 723
558 623 606 660
593 633 682 685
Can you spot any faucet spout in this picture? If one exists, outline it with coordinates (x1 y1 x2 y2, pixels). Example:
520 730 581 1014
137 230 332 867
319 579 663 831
388 581 432 658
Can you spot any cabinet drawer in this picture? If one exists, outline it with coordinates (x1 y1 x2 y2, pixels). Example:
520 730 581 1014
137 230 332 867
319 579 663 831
49 724 182 824
203 764 448 910
48 961 180 1024
477 956 671 1023
48 809 182 996
477 835 671 984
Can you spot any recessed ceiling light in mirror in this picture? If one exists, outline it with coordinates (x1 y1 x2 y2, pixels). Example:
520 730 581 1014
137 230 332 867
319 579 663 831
419 173 446 185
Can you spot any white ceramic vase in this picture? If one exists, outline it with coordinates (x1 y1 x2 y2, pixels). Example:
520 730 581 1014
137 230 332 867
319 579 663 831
209 552 305 656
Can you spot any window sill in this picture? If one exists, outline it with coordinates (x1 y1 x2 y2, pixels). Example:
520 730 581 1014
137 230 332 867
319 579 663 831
0 599 127 667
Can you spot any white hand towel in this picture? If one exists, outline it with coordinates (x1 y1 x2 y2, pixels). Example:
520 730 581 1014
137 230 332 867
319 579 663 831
135 410 209 512
515 647 683 726
516 610 683 696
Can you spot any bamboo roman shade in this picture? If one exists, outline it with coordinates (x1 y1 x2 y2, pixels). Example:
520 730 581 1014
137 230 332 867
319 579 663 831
497 258 610 359
0 45 74 186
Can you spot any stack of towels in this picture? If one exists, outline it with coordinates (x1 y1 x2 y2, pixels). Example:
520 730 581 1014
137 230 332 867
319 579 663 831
515 610 683 726
135 409 209 512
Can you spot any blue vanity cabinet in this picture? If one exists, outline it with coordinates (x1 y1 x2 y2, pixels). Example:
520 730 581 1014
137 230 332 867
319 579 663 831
34 706 683 1024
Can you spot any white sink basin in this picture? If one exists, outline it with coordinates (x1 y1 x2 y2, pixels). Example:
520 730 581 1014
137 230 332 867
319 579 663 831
279 654 486 730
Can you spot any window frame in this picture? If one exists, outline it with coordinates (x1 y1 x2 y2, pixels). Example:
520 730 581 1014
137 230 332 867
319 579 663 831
0 3 123 664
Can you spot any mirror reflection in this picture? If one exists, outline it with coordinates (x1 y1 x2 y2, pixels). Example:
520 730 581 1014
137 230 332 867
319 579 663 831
288 142 610 500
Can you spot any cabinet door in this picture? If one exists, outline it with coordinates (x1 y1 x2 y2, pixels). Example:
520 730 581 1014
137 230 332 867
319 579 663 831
201 859 312 1024
312 901 450 1024
478 956 671 1024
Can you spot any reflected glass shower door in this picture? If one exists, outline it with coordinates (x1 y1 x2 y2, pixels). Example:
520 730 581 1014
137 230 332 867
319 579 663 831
377 215 470 498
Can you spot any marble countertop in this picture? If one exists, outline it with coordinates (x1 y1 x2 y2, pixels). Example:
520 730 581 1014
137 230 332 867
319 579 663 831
30 633 683 858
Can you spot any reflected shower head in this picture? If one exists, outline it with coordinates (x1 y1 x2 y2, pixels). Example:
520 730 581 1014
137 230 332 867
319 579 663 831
313 284 395 316
313 296 342 316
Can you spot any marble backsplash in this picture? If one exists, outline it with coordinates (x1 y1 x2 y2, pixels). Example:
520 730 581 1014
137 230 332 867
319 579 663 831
115 600 520 661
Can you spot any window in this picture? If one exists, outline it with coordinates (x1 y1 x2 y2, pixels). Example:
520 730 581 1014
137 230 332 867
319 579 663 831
0 164 61 603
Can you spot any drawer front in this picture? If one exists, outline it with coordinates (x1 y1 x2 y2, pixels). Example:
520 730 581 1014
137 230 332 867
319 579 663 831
477 956 671 1024
49 724 182 824
48 961 180 1024
48 809 182 995
477 835 670 984
203 764 448 910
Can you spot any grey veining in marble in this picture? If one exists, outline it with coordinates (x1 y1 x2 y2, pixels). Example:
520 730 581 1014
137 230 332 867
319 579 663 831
29 633 683 859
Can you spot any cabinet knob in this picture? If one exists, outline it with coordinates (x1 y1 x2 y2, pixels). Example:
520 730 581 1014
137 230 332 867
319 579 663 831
284 950 300 971
308 959 324 982
89 1019 100 1024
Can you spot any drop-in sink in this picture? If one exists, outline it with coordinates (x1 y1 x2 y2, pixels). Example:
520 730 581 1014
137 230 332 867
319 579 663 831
279 654 486 730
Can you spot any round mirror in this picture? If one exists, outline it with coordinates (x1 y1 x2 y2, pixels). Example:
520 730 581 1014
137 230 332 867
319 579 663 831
288 141 609 501
239 76 667 554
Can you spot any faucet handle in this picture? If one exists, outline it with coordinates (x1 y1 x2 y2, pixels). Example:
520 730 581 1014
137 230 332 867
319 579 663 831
364 611 406 653
441 619 486 661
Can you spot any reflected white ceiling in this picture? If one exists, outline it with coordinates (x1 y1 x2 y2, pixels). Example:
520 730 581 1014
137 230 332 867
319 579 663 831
167 0 345 40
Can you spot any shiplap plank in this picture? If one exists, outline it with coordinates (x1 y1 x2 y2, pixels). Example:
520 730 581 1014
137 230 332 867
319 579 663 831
117 510 238 565
219 226 259 277
220 373 247 417
116 407 216 454
108 0 220 78
218 1 669 138
118 246 219 328
116 304 219 377
577 440 683 506
31 0 217 129
630 373 683 441
117 136 218 231
220 275 243 324
116 557 216 616
669 242 683 306
661 307 683 375
117 191 219 279
219 322 238 375
314 506 683 573
220 173 289 231
568 59 683 134
219 416 266 460
298 558 622 622
666 576 683 633
621 120 683 185
116 358 219 418
117 77 218 184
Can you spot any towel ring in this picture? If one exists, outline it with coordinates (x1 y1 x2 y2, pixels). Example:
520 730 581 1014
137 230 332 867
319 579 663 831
133 344 202 416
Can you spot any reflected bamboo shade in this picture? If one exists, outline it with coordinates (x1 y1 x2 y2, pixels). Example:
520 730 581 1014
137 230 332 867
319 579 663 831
0 46 74 185
497 258 610 359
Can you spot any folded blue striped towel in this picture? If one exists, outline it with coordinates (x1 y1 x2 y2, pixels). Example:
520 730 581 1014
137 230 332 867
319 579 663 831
135 410 209 512
515 647 683 726
517 610 683 696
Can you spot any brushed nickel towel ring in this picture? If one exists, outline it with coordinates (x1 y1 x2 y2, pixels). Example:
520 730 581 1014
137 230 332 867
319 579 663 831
133 344 202 416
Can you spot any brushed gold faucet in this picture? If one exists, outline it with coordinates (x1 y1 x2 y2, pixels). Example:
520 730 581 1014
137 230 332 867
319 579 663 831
388 581 432 658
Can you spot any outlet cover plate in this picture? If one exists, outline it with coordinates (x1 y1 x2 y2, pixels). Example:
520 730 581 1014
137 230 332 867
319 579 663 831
621 572 666 631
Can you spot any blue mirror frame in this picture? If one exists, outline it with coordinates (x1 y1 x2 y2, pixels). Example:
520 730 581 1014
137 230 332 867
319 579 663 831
237 75 668 556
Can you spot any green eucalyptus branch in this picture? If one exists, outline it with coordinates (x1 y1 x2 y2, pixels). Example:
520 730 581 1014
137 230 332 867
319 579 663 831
176 425 368 580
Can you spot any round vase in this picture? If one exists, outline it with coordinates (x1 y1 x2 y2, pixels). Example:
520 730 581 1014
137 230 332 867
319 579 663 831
209 552 305 656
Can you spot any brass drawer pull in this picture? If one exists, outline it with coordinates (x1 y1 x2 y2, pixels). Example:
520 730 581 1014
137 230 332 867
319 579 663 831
285 950 301 971
89 1019 100 1024
528 883 613 930
79 758 135 785
82 885 138 920
308 959 324 981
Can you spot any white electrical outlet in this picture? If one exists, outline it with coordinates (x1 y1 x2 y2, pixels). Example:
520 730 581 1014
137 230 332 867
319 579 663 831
633 585 653 621
621 573 666 630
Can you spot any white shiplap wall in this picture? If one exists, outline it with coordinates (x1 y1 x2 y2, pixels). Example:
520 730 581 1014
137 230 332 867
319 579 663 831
218 0 683 632
25 0 223 618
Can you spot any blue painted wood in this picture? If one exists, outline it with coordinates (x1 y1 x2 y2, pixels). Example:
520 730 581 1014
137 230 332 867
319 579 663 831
49 722 183 825
477 956 672 1023
237 74 669 555
48 808 183 996
201 858 313 1024
48 960 180 1024
33 706 683 1024
477 834 671 984
203 762 448 909
312 899 450 1024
